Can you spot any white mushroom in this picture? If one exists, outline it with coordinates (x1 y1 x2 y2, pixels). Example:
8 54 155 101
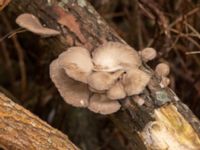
107 81 126 100
50 59 89 107
155 63 170 88
92 42 141 72
89 86 105 94
87 70 124 91
122 69 151 96
88 94 121 115
16 13 60 37
58 47 93 84
132 96 145 106
160 76 170 88
140 47 157 62
155 63 170 77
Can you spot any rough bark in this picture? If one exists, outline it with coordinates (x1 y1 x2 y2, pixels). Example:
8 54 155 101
4 0 200 149
0 92 79 150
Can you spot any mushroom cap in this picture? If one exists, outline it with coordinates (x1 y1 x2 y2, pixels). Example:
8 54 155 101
155 63 170 77
16 13 60 37
140 47 157 62
92 42 141 72
132 96 145 106
122 69 151 96
107 81 126 100
50 59 89 107
89 86 106 94
58 47 93 83
88 94 121 115
87 70 124 91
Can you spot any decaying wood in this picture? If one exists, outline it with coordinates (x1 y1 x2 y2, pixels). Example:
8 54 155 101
5 0 200 149
0 92 79 150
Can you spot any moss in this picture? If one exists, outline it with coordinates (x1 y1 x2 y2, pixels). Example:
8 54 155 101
156 90 170 104
77 0 86 7
58 0 69 8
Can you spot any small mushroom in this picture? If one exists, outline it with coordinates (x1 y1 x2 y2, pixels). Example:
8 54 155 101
16 13 60 37
160 76 170 88
50 59 89 107
107 81 126 100
89 86 105 94
122 69 151 96
87 70 124 91
155 63 170 77
88 94 121 115
58 47 93 84
132 96 145 106
140 47 157 62
92 42 141 72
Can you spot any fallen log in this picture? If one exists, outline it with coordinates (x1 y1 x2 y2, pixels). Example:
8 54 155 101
3 0 200 149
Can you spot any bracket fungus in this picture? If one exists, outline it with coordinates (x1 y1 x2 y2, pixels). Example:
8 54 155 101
58 47 93 83
122 69 151 96
107 81 126 100
92 42 141 72
87 70 124 91
88 94 121 115
50 59 89 107
50 42 153 114
16 13 60 37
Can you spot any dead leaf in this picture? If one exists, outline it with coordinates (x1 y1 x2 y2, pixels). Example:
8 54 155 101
0 0 11 11
53 6 86 43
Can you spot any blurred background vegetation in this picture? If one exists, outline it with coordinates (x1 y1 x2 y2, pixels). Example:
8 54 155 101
0 0 200 149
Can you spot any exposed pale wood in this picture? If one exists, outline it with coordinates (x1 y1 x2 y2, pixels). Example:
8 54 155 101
0 92 79 150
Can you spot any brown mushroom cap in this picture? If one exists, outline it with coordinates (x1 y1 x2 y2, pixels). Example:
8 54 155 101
92 42 141 72
107 81 126 100
155 63 170 77
140 47 157 62
87 70 124 91
50 59 89 107
88 94 121 115
89 86 106 94
122 69 151 96
160 76 170 88
16 13 60 37
58 47 93 83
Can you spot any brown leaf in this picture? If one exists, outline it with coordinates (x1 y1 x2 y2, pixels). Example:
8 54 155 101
0 0 11 11
53 6 86 43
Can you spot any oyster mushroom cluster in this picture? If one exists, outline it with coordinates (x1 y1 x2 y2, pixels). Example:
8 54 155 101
50 42 153 114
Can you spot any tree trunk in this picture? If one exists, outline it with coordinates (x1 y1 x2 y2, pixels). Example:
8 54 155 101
3 0 200 149
0 92 79 150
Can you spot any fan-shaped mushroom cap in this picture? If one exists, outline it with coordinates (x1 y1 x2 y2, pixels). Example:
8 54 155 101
87 70 124 91
107 81 126 100
122 69 151 96
92 42 141 72
16 13 60 37
88 94 121 115
140 47 157 62
155 63 170 77
58 47 93 83
50 59 89 107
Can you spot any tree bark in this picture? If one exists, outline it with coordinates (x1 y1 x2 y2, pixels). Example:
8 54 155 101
4 0 200 149
0 92 79 150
